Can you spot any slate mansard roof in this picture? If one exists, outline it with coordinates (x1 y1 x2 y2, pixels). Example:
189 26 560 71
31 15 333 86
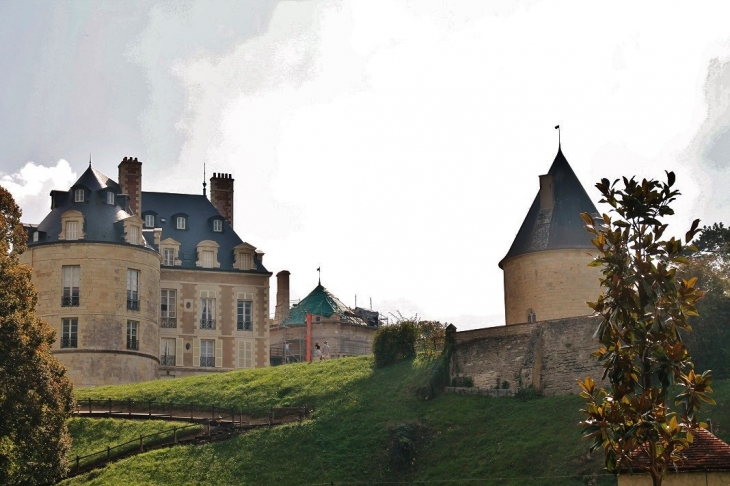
27 165 268 274
499 147 599 268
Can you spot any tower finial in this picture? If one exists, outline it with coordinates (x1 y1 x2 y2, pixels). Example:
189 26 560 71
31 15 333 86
317 266 321 286
89 153 92 167
555 125 561 149
203 163 207 196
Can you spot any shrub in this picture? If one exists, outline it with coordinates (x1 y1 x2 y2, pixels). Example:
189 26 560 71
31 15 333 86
451 376 474 388
372 321 418 368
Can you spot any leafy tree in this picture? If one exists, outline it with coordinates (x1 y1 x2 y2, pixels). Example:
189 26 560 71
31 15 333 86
372 321 418 368
578 173 713 486
413 320 447 358
680 223 730 378
0 186 75 484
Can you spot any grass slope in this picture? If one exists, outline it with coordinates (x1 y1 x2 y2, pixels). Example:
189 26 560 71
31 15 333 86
64 356 730 486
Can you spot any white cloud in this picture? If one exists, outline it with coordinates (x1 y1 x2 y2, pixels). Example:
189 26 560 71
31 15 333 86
0 160 77 224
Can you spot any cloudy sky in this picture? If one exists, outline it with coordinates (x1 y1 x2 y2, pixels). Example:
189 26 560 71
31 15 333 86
2 1 730 330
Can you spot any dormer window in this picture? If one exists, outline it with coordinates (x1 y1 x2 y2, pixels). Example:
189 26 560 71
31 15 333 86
213 219 223 232
145 214 155 228
107 192 115 205
176 216 186 230
196 240 220 269
60 210 84 241
74 189 85 202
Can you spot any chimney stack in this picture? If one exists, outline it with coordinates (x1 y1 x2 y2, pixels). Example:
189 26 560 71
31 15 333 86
118 157 142 218
274 270 291 325
539 174 554 211
210 172 234 228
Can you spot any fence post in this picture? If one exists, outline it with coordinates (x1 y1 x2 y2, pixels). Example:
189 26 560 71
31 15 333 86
148 400 152 417
108 398 112 414
174 427 177 444
140 435 144 452
212 405 215 420
169 401 172 419
107 445 110 463
231 408 234 425
88 398 92 414
207 422 211 437
128 399 131 416
190 402 193 422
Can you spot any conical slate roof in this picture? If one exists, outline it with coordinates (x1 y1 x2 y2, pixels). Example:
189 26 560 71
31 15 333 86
282 284 367 327
499 147 598 268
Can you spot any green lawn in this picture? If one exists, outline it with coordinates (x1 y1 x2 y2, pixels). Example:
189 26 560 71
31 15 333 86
63 356 730 485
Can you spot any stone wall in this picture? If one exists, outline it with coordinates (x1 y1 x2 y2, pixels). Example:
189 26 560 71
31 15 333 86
270 320 376 364
451 316 604 396
502 249 602 325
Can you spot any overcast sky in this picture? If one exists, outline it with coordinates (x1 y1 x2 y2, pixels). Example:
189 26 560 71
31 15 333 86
2 1 730 330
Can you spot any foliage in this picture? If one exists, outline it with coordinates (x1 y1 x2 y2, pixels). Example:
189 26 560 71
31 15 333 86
372 320 418 368
516 385 543 401
65 355 629 485
452 376 474 388
0 186 75 485
578 173 713 485
679 223 730 378
413 320 447 358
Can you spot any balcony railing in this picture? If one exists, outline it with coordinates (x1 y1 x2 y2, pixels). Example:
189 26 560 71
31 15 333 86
200 319 216 330
237 321 252 331
160 317 177 328
127 299 140 311
60 337 77 348
61 295 79 307
160 354 176 366
200 356 215 367
127 338 139 351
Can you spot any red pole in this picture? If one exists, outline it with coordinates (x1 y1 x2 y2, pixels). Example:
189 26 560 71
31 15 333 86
306 313 312 363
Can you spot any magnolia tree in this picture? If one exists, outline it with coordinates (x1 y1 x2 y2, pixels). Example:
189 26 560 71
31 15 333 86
578 173 714 486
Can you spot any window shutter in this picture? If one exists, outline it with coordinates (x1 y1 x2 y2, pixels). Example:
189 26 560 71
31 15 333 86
193 338 200 367
237 341 245 368
176 338 184 367
215 339 223 368
245 341 253 368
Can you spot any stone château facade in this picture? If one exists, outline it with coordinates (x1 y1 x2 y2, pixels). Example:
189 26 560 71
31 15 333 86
21 158 271 387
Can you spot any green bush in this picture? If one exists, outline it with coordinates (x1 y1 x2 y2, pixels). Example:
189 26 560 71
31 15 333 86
451 376 474 388
372 321 418 368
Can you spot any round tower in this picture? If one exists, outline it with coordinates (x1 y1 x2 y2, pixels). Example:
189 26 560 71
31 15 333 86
499 147 602 325
21 163 160 386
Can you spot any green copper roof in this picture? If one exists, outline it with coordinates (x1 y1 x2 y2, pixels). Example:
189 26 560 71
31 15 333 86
282 284 365 326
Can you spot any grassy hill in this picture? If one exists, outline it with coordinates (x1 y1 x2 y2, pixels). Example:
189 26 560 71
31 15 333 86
63 356 730 485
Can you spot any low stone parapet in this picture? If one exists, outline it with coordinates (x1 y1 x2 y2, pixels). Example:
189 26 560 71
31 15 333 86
444 386 515 397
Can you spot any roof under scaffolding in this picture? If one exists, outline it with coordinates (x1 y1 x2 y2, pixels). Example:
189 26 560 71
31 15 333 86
281 284 377 327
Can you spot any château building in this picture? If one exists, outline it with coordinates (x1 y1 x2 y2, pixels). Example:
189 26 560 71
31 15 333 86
20 157 271 387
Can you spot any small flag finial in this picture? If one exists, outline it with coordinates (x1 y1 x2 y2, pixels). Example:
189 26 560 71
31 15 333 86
203 163 207 196
89 153 92 167
317 266 321 285
555 125 561 148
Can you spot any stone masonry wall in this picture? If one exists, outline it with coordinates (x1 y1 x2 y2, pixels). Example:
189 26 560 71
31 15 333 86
502 249 602 325
451 316 604 396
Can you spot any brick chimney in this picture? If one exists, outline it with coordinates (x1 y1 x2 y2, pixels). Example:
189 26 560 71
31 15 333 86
210 173 234 228
118 157 142 218
274 270 290 325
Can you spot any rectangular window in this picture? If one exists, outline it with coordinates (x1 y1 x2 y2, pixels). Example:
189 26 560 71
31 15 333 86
32 231 39 242
74 188 84 202
129 225 139 245
200 298 215 329
107 192 115 205
66 221 79 241
160 289 177 328
202 250 214 268
126 269 139 310
61 265 80 307
61 318 78 348
163 248 175 266
126 320 138 350
213 219 222 232
200 339 215 367
144 214 154 228
176 216 185 230
160 337 176 366
237 300 252 331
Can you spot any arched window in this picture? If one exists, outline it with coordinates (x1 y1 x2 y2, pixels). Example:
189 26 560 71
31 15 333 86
527 309 536 323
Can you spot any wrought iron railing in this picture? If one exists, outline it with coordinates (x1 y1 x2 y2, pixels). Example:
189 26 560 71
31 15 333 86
237 321 252 331
60 337 77 348
160 354 175 366
200 356 215 367
200 319 216 330
61 295 79 307
127 338 139 351
127 299 140 310
160 317 177 328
